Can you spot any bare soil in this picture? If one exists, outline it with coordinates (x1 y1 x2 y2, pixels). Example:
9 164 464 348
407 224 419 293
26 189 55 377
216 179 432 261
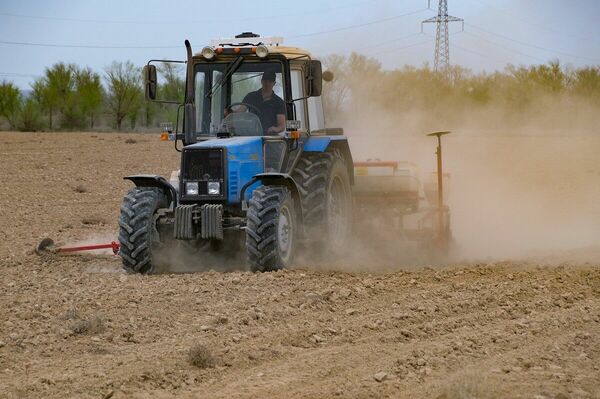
1 132 599 399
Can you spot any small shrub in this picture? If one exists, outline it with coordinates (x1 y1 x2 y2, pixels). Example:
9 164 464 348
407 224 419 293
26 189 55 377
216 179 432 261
187 344 215 369
62 308 80 320
124 138 137 144
70 315 105 335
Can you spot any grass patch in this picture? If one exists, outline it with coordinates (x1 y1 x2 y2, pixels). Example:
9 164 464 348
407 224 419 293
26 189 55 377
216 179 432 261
187 344 215 369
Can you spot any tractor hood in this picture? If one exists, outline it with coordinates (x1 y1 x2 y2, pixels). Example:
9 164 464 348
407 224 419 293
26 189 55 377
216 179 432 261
186 136 263 155
185 137 263 204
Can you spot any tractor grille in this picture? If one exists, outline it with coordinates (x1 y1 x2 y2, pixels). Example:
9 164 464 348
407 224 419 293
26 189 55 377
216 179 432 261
181 148 226 199
182 149 224 181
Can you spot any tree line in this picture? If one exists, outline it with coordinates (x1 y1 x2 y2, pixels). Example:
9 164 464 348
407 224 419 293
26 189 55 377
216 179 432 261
0 61 184 131
322 54 600 130
1 56 599 132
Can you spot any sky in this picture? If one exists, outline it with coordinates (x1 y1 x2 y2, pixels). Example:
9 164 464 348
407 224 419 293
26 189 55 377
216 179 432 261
1 0 599 90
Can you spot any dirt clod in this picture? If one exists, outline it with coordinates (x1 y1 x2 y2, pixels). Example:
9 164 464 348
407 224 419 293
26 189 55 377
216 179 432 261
73 184 87 193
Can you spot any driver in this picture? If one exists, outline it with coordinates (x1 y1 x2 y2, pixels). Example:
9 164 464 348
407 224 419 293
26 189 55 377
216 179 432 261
241 71 286 135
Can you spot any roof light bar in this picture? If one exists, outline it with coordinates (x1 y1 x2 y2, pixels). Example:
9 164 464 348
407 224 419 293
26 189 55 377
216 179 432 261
201 46 215 60
211 36 284 47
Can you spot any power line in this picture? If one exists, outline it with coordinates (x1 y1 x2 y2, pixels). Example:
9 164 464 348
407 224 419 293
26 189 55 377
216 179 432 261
0 40 180 49
465 22 600 63
354 32 425 52
465 0 600 47
450 42 518 65
370 38 434 58
0 8 429 50
289 8 428 39
0 72 41 77
462 31 546 63
0 1 389 25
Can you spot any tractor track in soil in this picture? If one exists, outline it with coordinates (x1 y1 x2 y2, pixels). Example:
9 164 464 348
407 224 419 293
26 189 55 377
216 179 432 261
0 132 599 399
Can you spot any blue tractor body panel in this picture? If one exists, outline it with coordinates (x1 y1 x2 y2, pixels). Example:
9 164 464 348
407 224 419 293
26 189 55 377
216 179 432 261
303 135 349 152
184 134 350 205
187 137 263 204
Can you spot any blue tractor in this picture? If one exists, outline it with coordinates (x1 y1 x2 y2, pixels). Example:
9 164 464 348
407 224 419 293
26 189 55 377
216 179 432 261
118 33 354 273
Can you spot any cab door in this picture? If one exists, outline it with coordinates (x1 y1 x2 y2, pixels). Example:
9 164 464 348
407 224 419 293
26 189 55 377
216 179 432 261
290 67 308 132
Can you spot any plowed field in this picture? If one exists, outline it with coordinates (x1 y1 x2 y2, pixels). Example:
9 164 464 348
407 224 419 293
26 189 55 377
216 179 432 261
1 132 599 399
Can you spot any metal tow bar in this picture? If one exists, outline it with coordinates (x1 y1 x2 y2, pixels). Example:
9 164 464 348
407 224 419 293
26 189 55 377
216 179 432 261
36 238 120 255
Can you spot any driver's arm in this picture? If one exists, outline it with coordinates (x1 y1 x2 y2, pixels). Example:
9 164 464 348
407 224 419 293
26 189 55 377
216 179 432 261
267 113 286 134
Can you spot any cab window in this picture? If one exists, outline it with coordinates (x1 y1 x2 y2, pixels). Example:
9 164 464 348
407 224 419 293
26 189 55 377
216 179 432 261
290 69 307 131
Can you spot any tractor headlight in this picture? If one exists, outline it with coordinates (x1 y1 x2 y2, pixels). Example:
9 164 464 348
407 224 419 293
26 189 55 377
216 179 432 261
185 182 199 196
256 45 269 58
207 181 220 195
201 46 216 60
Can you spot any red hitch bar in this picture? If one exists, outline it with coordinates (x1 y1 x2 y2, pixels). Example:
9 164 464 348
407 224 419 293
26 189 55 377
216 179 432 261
55 241 120 255
36 238 120 255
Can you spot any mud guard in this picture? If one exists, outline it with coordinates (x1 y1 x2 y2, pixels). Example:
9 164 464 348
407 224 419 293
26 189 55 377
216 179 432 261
303 136 354 184
123 174 178 207
240 173 303 223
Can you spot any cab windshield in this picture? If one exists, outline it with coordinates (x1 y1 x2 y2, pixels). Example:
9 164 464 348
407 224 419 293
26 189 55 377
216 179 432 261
194 61 285 137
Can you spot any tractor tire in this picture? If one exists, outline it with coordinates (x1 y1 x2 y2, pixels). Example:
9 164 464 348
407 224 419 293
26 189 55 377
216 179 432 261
246 185 297 272
292 151 353 255
118 187 167 274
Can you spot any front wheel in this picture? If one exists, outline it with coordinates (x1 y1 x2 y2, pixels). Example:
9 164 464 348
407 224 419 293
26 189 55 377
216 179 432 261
246 186 297 272
118 187 167 274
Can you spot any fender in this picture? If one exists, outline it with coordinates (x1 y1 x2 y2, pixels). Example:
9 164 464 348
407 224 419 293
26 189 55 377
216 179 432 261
303 136 354 184
124 174 178 207
240 173 303 223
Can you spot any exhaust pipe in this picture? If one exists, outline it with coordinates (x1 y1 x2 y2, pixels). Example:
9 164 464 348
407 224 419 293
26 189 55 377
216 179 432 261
184 40 196 145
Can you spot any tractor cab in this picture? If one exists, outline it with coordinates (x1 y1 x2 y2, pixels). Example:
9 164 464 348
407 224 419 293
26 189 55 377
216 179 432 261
145 33 329 143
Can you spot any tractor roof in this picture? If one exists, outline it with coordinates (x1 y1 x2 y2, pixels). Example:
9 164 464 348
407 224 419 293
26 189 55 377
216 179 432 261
193 33 313 60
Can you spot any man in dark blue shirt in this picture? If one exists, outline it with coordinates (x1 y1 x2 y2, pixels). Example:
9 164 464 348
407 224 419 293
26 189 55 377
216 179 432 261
242 71 286 135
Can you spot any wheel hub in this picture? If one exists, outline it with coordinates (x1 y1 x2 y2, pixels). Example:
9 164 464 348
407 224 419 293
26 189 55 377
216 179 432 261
278 205 293 262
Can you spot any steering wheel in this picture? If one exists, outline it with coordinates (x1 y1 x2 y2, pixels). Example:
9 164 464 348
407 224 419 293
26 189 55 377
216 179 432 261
226 102 262 116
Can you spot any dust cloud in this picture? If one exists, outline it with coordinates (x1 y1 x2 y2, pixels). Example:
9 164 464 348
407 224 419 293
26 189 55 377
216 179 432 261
326 71 600 266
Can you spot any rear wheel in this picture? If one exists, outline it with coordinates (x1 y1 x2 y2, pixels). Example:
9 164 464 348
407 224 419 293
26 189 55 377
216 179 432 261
292 151 353 255
118 187 167 274
246 186 297 272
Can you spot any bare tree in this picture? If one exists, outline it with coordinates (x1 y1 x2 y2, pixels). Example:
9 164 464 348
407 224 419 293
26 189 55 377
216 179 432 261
104 61 143 130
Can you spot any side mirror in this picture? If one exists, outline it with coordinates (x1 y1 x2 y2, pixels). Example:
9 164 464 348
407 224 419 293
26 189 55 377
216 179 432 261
144 65 157 101
307 60 323 97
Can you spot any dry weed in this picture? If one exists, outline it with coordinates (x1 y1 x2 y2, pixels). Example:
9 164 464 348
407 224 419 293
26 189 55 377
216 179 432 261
187 344 215 369
81 217 105 225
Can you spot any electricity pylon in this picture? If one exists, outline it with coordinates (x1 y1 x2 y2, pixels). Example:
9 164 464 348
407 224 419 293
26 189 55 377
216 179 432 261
422 0 464 72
